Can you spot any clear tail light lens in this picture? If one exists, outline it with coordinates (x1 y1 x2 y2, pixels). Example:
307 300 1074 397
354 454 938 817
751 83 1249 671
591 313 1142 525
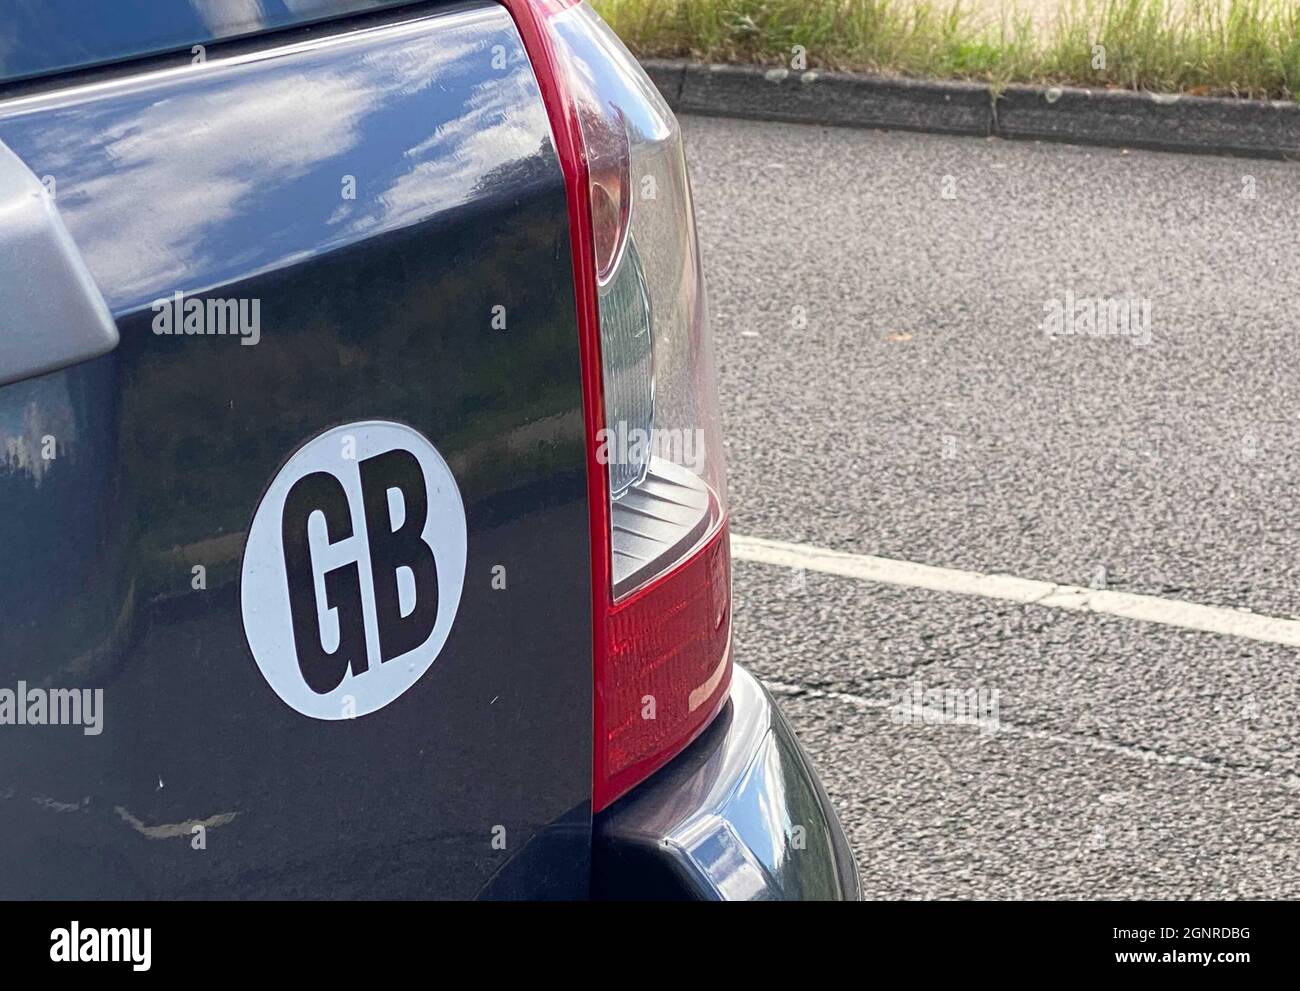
598 240 654 497
505 0 732 811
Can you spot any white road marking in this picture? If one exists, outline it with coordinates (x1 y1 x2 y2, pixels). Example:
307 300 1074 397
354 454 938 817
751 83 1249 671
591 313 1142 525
731 533 1300 648
760 678 1300 791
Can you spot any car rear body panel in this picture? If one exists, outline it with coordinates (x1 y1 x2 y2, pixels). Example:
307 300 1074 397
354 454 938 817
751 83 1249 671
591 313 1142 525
0 1 592 899
0 0 421 86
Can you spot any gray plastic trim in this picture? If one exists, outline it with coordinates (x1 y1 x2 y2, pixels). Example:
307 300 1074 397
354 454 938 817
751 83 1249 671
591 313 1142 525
611 457 714 598
0 139 119 386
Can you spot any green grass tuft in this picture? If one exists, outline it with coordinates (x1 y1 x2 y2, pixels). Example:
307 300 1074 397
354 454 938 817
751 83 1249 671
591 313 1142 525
590 0 1300 99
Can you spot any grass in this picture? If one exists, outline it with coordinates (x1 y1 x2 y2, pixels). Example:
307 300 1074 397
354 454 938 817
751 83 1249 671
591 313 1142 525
590 0 1300 99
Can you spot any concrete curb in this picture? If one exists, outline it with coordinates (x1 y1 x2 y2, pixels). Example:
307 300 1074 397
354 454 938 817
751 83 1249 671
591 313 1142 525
641 59 1300 160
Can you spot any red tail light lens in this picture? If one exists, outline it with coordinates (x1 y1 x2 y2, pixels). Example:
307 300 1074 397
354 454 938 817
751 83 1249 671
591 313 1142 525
584 105 632 285
604 527 731 790
502 0 732 811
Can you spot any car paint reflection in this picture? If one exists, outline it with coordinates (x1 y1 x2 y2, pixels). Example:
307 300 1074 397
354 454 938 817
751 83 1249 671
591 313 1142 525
0 6 552 312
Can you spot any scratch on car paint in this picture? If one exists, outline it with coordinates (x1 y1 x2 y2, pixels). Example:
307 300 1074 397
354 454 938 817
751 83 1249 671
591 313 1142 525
115 806 238 839
1 791 88 813
32 795 88 813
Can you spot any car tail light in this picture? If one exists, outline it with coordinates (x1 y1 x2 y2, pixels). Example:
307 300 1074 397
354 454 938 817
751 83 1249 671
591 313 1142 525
502 0 732 811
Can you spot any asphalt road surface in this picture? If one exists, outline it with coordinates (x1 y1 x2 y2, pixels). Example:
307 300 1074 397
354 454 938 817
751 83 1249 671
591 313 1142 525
683 114 1300 898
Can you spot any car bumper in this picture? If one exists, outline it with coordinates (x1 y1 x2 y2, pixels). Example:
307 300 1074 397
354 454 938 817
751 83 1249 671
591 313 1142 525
592 663 861 900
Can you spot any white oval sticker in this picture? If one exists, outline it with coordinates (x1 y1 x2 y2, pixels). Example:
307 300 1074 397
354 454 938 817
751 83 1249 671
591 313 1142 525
240 420 467 719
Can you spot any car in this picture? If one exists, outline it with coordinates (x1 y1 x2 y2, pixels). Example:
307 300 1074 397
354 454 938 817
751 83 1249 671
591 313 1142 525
0 0 859 901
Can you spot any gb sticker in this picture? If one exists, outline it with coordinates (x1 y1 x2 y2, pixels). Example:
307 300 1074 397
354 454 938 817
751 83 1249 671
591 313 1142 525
241 421 467 719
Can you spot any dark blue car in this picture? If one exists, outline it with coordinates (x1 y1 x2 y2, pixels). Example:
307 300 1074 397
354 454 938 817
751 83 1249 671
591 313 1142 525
0 0 858 900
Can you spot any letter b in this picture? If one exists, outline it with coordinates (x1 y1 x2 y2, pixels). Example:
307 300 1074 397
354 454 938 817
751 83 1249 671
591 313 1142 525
360 449 439 662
